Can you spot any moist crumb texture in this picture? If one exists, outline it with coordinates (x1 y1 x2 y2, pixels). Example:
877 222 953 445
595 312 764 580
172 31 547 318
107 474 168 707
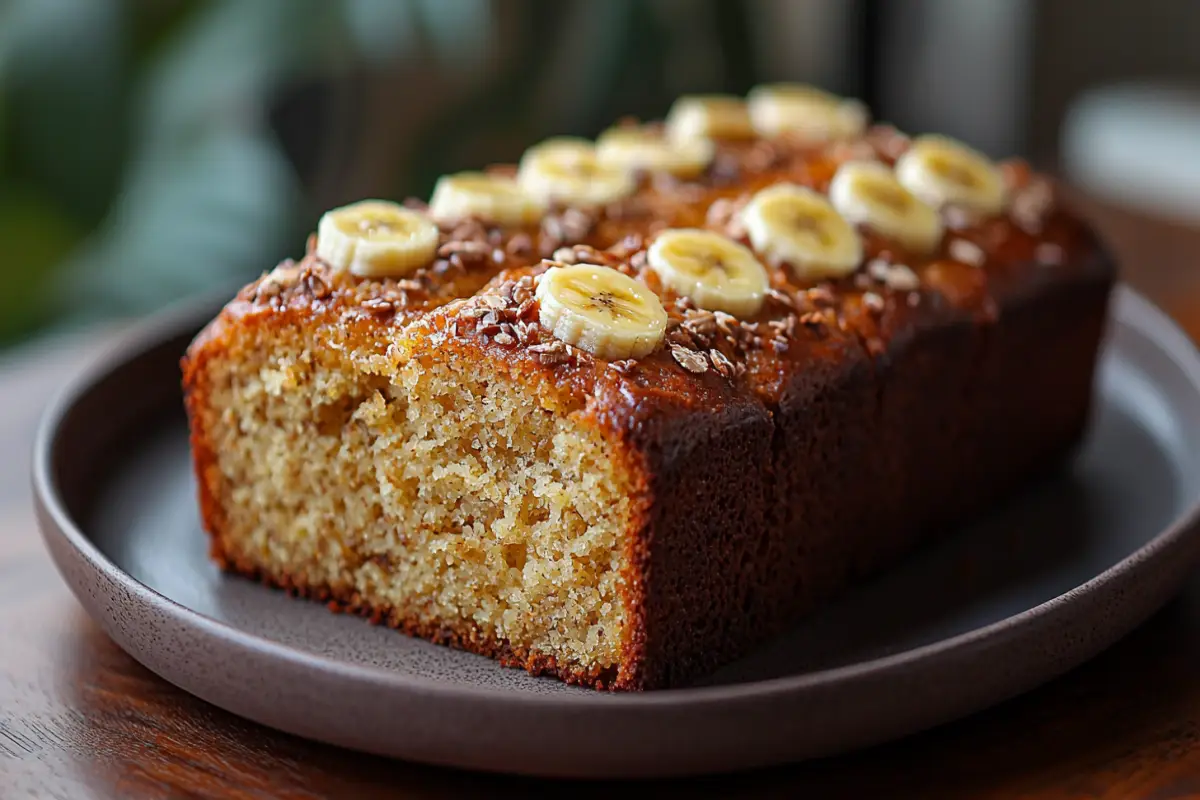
191 320 635 686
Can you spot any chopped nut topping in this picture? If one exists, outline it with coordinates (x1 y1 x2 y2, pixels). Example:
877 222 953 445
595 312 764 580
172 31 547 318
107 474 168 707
445 219 488 242
713 311 738 338
511 320 534 344
862 292 885 313
537 351 571 366
608 359 636 374
243 113 1079 405
529 339 571 365
883 264 920 291
807 286 836 307
515 298 537 319
670 343 710 373
552 246 579 264
250 263 303 304
304 270 332 300
1011 179 1055 234
705 196 749 239
767 315 797 339
858 258 922 292
506 233 533 257
360 297 396 316
708 149 743 183
438 240 491 260
866 259 891 282
743 139 783 173
552 243 612 268
653 171 707 202
540 207 595 255
604 195 653 223
943 205 981 231
826 139 879 164
609 234 644 259
948 238 986 267
253 280 283 302
682 309 717 340
799 311 827 332
709 349 736 378
866 125 912 161
766 287 796 309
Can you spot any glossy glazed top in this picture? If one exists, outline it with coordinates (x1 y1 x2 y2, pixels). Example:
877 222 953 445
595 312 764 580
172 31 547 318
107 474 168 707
206 117 1113 432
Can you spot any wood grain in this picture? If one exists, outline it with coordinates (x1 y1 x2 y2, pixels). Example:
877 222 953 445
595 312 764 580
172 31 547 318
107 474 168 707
4 201 1200 798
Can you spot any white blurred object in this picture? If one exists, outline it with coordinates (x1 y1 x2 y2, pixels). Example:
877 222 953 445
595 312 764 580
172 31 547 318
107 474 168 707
1062 84 1200 224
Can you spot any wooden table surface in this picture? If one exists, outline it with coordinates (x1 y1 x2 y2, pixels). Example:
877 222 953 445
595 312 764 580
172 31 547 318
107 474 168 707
4 199 1200 799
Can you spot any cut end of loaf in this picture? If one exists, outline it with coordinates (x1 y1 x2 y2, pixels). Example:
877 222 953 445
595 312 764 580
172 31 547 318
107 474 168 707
187 316 638 687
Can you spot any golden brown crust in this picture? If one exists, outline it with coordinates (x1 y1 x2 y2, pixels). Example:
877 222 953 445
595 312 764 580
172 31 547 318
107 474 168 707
181 332 226 568
182 121 1117 691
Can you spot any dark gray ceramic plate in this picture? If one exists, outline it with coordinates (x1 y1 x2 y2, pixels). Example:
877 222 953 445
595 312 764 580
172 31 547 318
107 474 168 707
33 286 1200 779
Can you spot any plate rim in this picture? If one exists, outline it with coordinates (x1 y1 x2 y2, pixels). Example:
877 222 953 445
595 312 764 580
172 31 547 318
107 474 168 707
31 284 1200 715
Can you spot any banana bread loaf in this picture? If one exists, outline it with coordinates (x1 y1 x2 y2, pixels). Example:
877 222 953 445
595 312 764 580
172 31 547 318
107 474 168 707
182 85 1115 690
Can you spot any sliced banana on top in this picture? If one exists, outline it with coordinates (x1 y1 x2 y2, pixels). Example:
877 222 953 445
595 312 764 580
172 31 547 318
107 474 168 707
665 94 756 141
523 136 595 162
536 264 667 359
747 83 869 143
895 134 1008 215
595 125 715 177
316 199 439 278
828 160 944 255
739 183 863 280
517 137 636 207
648 228 768 317
428 171 546 227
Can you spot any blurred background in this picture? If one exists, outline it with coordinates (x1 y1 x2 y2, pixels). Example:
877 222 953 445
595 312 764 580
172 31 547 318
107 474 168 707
2 0 1200 351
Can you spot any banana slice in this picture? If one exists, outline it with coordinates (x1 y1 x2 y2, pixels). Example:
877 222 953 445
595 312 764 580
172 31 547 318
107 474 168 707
648 228 768 316
895 134 1008 215
828 160 944 254
595 125 715 177
739 183 863 279
428 171 546 227
536 264 667 359
517 138 635 207
747 83 869 142
522 136 595 163
665 94 756 141
315 200 439 277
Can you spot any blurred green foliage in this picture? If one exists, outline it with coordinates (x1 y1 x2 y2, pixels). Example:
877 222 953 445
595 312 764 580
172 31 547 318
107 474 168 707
0 0 760 348
0 0 360 344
